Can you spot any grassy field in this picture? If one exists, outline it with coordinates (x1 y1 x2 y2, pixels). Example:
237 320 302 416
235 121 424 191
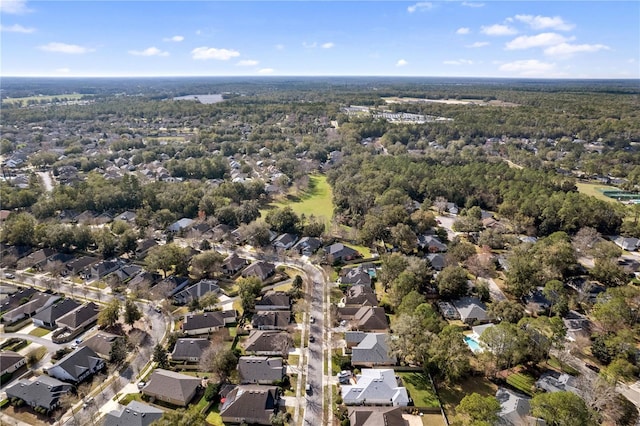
506 371 536 396
2 93 84 105
439 376 498 418
398 373 440 408
262 175 334 225
576 182 620 203
205 406 224 426
28 327 51 337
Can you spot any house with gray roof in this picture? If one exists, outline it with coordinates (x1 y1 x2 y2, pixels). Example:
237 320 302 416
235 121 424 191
255 291 290 311
350 333 396 367
292 237 322 256
32 298 81 329
220 385 280 425
0 350 26 376
251 310 291 330
417 235 447 253
66 256 99 276
452 297 489 324
348 406 408 426
325 243 360 264
344 285 378 307
114 264 143 282
222 253 249 276
167 218 195 233
90 260 121 279
238 356 285 384
170 338 211 362
243 330 292 356
55 302 100 334
495 387 544 426
613 236 639 251
427 253 446 271
535 372 580 395
80 331 124 360
172 279 220 305
46 346 105 384
341 369 409 406
242 261 276 281
5 375 73 414
141 369 200 407
103 401 164 426
1 292 60 325
181 310 236 335
272 233 298 250
338 306 388 332
340 267 372 287
0 287 37 315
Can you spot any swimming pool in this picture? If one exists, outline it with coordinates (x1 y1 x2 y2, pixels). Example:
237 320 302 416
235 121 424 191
464 335 482 353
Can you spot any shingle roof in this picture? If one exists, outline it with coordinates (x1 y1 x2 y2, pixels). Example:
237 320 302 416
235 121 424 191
0 350 25 372
56 302 99 330
170 338 211 360
141 369 200 406
243 330 290 354
32 298 81 326
345 285 378 306
47 346 104 382
341 369 409 406
238 356 284 384
80 331 122 359
5 375 73 411
353 306 388 331
220 385 279 425
182 311 227 332
452 297 488 322
255 291 290 309
348 406 408 426
351 333 396 365
251 311 291 329
0 287 37 314
103 401 164 426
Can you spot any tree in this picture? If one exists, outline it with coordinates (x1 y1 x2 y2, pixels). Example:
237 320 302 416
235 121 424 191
265 206 300 234
428 326 472 384
96 227 118 258
124 299 142 328
151 406 206 426
199 291 219 310
0 212 36 246
531 392 596 426
109 336 128 365
543 280 569 316
436 265 469 299
504 245 539 298
452 393 501 426
190 250 224 280
152 344 169 369
390 223 417 254
397 290 427 315
270 411 291 426
487 300 524 323
199 344 238 382
390 313 434 366
479 322 528 370
119 229 138 255
238 276 263 313
98 299 120 328
146 243 190 278
378 253 409 291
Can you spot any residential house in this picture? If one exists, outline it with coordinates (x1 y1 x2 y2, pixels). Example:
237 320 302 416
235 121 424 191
238 356 285 384
170 338 211 362
0 287 37 314
80 331 124 360
344 285 378 307
243 330 291 356
76 210 97 225
220 385 280 426
159 276 190 298
116 211 137 223
211 224 234 242
452 297 489 324
46 346 105 384
141 369 200 407
338 306 388 332
523 288 551 315
66 256 99 276
562 310 592 342
341 369 410 406
348 407 408 426
255 291 291 311
325 243 359 264
242 261 276 281
113 264 143 282
167 218 194 233
32 298 81 329
55 302 100 335
172 279 220 305
340 267 372 287
349 333 396 367
251 311 291 330
103 401 164 426
613 236 639 251
222 253 249 276
427 253 446 271
90 259 121 279
0 351 26 375
292 237 322 256
495 387 544 426
1 293 60 325
182 310 236 335
272 233 298 250
22 248 57 270
127 271 160 291
5 375 73 413
417 235 447 253
535 372 580 395
135 239 157 259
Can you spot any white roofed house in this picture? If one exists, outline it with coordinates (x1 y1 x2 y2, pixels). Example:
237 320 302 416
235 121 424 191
341 369 409 406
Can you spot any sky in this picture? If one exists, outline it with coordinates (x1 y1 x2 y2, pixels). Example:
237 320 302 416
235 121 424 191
1 0 638 78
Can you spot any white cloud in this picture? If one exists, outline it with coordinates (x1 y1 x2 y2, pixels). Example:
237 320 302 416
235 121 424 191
128 47 169 57
461 2 485 7
55 67 70 74
456 27 470 35
481 24 517 36
321 42 335 49
407 2 432 13
506 33 571 50
237 59 259 66
544 43 610 58
444 59 474 65
396 59 408 67
514 14 574 31
0 0 31 14
39 42 94 54
191 47 240 60
499 59 556 76
303 41 317 49
0 23 35 33
258 68 274 74
163 35 184 42
275 44 285 50
467 41 489 48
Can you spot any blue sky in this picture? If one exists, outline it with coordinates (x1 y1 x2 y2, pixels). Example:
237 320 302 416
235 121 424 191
1 0 638 78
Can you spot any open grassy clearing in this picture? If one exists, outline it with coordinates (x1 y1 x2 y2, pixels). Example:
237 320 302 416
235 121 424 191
398 372 440 408
506 371 536 396
28 327 51 337
575 182 620 203
438 376 497 418
261 175 334 225
2 93 85 105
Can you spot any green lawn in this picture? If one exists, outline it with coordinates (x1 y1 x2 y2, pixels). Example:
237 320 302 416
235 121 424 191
439 376 498 418
288 354 299 366
2 93 84 105
28 327 51 337
576 182 620 203
506 371 536 396
398 373 440 408
195 395 209 411
205 407 224 426
262 174 334 225
119 393 142 405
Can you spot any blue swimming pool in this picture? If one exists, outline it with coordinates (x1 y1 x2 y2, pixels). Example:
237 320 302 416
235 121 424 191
464 336 482 353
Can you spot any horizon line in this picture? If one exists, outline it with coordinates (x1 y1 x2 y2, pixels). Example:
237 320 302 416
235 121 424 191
2 75 638 80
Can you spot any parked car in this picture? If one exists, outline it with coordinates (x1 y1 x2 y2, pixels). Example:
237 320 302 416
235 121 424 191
305 384 312 395
5 273 15 279
310 316 315 324
309 335 315 343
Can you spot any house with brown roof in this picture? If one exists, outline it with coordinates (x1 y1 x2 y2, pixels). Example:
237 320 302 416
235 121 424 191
0 350 26 376
338 306 388 332
243 330 292 356
222 253 249 276
255 291 290 311
181 310 236 335
220 385 280 425
242 261 276 281
344 285 378 307
348 406 408 426
251 311 291 330
55 302 100 334
80 331 124 360
141 369 200 407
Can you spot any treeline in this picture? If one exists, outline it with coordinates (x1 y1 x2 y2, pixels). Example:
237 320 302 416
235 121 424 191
328 154 624 237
